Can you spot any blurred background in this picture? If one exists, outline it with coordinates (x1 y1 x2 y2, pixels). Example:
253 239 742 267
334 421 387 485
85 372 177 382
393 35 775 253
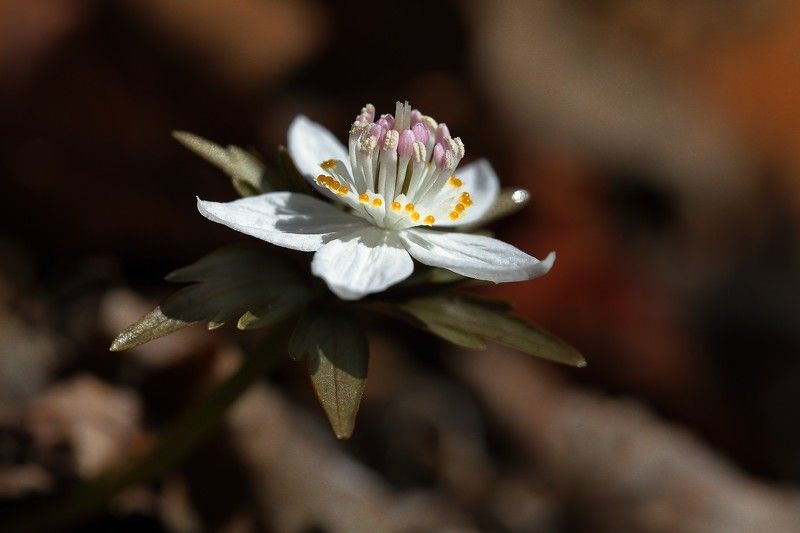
2 0 800 531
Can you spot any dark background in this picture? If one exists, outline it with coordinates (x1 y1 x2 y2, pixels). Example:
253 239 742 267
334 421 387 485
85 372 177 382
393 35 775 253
2 1 800 531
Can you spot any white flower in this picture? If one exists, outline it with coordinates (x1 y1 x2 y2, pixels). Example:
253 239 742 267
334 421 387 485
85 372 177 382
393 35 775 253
197 102 555 300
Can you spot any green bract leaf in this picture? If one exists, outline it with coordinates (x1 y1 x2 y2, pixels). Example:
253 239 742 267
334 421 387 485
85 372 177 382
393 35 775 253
110 245 311 351
289 307 368 439
173 131 267 196
395 293 586 367
278 145 315 195
399 265 469 288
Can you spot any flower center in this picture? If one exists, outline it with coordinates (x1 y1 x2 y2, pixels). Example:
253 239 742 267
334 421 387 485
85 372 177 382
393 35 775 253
315 101 473 230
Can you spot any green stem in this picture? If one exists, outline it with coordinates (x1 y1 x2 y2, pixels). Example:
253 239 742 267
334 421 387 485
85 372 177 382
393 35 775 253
4 324 289 533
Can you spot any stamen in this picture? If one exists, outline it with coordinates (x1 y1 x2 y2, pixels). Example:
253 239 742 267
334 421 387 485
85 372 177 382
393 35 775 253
345 103 474 230
349 119 369 136
420 115 437 130
422 117 436 156
412 142 426 164
444 149 458 170
412 122 429 145
379 114 394 130
321 159 337 170
382 129 399 153
415 148 456 201
363 124 382 150
378 130 399 199
360 134 377 153
397 129 415 158
315 174 351 196
316 175 337 187
444 138 465 171
433 143 445 168
402 142 427 200
435 123 450 145
358 103 375 122
358 125 382 190
452 137 465 159
392 129 415 197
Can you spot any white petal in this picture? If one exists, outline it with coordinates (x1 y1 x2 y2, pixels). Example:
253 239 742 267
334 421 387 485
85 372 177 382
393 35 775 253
439 159 501 226
311 227 414 300
401 228 554 282
287 115 350 185
197 192 370 252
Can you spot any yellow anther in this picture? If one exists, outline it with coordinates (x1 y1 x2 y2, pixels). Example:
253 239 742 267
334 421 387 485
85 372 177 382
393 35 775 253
391 201 401 212
448 175 462 187
320 159 337 169
316 175 343 192
410 211 420 222
448 211 460 221
372 198 383 207
455 203 466 213
404 203 415 212
359 193 369 203
337 185 349 195
423 215 435 226
459 192 473 206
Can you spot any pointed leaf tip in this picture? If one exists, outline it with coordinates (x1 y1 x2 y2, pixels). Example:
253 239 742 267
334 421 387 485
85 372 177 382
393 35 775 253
395 293 586 367
108 306 195 352
291 308 368 439
109 338 125 352
109 246 310 351
173 130 266 196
